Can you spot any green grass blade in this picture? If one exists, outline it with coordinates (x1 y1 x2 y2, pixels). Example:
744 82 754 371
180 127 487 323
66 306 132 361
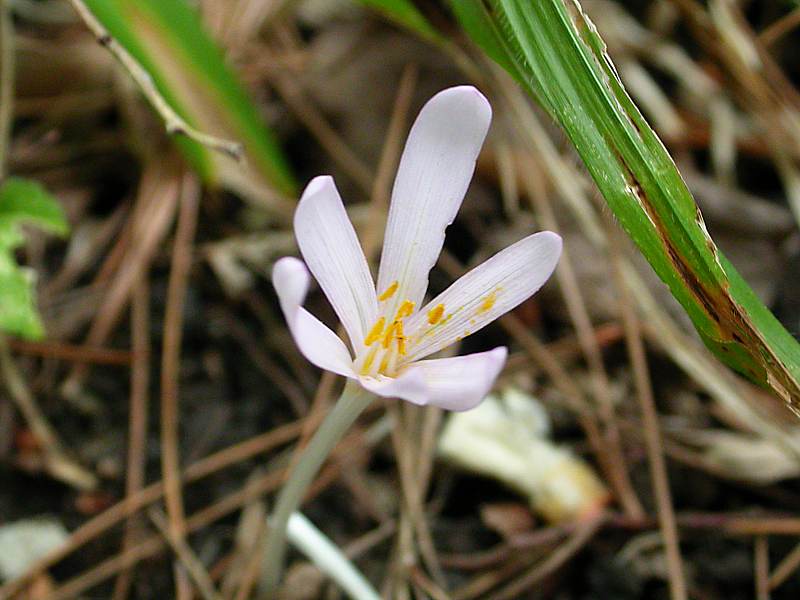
82 0 296 207
457 0 800 409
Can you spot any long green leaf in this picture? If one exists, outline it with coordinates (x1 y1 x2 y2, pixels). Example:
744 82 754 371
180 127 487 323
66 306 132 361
82 0 296 209
456 1 800 410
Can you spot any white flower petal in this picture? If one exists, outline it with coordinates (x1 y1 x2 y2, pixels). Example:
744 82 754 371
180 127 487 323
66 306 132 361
360 347 507 411
295 176 377 351
358 369 429 406
405 231 562 361
376 86 492 316
272 257 355 377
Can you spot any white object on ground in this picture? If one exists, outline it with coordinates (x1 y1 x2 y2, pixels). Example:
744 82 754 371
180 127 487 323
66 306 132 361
0 517 69 581
286 511 380 600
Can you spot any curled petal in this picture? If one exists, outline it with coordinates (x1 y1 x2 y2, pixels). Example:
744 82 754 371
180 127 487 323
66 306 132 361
376 86 492 317
406 231 562 361
272 257 355 377
361 347 507 411
295 176 377 351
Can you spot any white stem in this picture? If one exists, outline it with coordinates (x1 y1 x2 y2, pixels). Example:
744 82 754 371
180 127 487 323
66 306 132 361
286 512 380 600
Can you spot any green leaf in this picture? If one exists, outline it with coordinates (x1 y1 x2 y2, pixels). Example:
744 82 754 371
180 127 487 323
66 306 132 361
0 178 68 339
458 0 800 410
357 0 443 43
82 0 296 208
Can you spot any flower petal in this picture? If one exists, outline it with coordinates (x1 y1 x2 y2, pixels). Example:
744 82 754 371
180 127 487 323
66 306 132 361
405 231 562 361
295 176 377 351
272 257 355 377
376 86 491 316
360 347 507 411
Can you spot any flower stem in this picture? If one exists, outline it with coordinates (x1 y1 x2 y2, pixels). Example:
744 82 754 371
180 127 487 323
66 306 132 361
259 381 374 595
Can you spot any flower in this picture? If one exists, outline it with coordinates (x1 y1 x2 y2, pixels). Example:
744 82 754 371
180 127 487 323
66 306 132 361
272 86 562 411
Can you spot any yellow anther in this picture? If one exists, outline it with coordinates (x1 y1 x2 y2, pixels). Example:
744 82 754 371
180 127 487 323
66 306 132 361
384 319 408 348
382 321 398 349
378 281 399 301
478 290 498 314
395 300 415 319
364 317 386 346
427 304 445 325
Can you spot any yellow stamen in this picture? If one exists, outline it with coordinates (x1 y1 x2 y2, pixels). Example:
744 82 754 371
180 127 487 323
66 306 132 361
379 351 392 374
393 321 407 356
395 300 415 319
378 281 399 301
478 290 498 314
397 335 407 356
359 346 379 375
382 321 399 348
427 304 445 325
364 317 386 346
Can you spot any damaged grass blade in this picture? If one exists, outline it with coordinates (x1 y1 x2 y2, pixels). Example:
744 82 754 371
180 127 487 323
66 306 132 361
81 0 296 212
454 1 800 410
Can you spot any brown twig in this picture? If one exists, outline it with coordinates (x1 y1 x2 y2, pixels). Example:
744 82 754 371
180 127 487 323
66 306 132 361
760 6 800 47
0 335 97 490
263 33 373 194
485 515 604 600
522 158 644 520
768 539 800 590
755 536 770 600
39 422 380 600
61 158 181 399
149 508 223 600
608 223 687 600
362 64 418 258
112 277 152 600
160 173 200 543
8 339 134 366
0 0 14 179
64 0 244 160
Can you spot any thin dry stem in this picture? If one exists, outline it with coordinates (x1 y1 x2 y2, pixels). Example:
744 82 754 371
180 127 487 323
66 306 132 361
486 515 604 600
149 508 223 600
161 173 200 541
755 536 770 600
608 224 687 600
112 277 152 600
768 539 800 590
760 7 800 47
65 0 244 160
0 0 14 178
62 159 181 398
363 64 418 257
0 335 97 490
523 160 644 520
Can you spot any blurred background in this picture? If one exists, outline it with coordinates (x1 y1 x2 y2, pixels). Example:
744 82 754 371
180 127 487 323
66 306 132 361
2 0 800 598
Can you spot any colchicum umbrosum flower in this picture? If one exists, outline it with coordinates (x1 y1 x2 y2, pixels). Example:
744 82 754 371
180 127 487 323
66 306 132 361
273 86 562 411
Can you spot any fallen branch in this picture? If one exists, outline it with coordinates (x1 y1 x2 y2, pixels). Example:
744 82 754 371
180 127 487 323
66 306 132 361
66 0 244 160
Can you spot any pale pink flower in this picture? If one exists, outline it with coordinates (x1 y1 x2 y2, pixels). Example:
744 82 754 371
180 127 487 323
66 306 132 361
272 86 561 411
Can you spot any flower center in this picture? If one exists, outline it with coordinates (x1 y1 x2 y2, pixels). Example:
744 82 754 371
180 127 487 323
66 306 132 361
358 297 414 378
